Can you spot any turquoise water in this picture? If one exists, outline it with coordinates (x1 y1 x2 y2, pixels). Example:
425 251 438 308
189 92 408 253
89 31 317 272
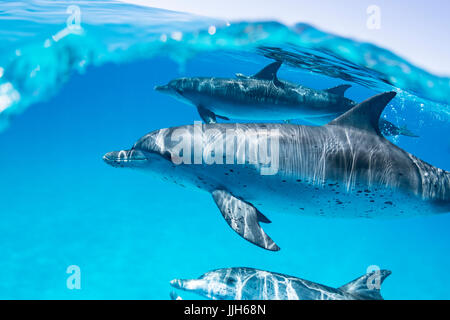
0 1 449 299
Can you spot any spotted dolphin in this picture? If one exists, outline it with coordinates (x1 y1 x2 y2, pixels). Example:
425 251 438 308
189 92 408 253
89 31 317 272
155 61 417 138
170 267 392 300
103 92 449 251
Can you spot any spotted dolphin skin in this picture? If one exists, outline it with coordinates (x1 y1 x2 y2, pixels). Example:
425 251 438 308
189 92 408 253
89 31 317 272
155 61 417 138
170 267 392 300
103 92 449 251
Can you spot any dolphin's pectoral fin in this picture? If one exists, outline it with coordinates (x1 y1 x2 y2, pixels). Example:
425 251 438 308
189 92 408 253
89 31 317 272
216 115 230 121
212 190 279 251
170 291 183 300
327 91 397 136
197 106 217 124
325 84 351 96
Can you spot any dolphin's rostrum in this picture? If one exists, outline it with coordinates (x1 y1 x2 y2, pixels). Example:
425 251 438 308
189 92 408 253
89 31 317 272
104 92 449 251
155 61 418 138
170 267 392 300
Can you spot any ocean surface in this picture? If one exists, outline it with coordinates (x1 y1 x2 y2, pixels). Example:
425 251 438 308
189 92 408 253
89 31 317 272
0 0 449 299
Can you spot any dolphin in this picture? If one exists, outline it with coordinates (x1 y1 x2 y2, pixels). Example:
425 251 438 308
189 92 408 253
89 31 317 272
103 92 449 251
170 267 392 300
169 291 182 300
155 61 417 138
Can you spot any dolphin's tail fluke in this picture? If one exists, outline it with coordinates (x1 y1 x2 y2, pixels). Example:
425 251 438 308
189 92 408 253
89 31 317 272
398 125 419 138
338 270 391 300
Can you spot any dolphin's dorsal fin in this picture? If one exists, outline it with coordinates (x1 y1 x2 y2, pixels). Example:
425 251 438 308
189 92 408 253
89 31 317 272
325 84 351 96
327 91 397 135
338 270 391 300
252 61 282 81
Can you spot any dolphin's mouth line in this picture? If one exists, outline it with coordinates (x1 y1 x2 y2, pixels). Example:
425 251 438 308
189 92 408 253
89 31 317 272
103 158 148 162
103 148 151 163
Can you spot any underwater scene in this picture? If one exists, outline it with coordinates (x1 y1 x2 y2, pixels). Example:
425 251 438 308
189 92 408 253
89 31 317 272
0 0 449 300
